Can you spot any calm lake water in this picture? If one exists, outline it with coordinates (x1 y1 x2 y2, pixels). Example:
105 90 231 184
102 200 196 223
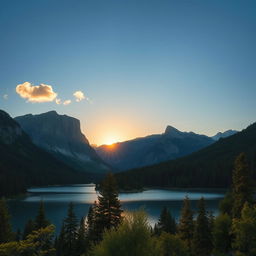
8 184 225 234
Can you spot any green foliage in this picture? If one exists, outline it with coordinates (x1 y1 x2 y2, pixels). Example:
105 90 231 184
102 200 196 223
94 173 123 240
192 197 212 256
231 202 256 256
35 201 50 230
76 217 87 255
0 199 14 243
23 219 35 239
59 202 79 256
0 225 55 256
178 196 194 251
154 207 176 235
219 191 233 216
90 211 160 256
156 232 189 256
212 214 232 255
232 153 253 218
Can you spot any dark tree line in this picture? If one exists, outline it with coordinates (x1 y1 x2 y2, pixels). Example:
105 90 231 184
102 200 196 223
0 153 256 255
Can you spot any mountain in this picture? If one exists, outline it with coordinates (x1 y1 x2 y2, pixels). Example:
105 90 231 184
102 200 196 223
0 110 91 196
96 125 214 171
212 130 238 141
116 122 256 190
15 111 110 174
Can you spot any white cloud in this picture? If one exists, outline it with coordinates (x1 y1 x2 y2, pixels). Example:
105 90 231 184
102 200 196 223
55 98 61 105
16 82 57 103
73 90 85 102
3 94 8 100
63 100 71 105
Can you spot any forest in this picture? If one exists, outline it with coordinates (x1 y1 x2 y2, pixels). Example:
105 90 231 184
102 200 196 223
0 153 255 256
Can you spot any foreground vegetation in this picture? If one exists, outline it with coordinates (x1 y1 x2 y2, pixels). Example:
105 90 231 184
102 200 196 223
0 153 255 256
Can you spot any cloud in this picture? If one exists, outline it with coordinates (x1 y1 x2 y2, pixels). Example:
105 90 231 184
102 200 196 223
73 91 85 102
16 82 57 103
3 94 8 100
55 98 61 105
63 100 71 105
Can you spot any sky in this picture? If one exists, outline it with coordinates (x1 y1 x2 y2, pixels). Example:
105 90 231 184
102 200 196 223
0 0 255 146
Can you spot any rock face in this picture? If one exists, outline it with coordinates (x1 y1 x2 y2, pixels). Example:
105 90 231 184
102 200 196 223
0 109 91 196
15 111 110 174
96 125 214 171
212 130 238 141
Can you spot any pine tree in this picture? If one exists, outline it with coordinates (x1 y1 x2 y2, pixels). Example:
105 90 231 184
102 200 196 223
55 224 65 256
86 203 98 243
232 153 253 218
62 202 79 256
155 206 176 235
76 217 87 255
95 173 123 240
34 200 50 230
23 219 35 239
178 196 194 251
0 198 13 243
192 197 212 256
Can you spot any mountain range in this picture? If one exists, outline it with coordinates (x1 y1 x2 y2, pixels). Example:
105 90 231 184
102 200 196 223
0 110 91 196
116 122 256 189
15 111 110 174
96 125 215 171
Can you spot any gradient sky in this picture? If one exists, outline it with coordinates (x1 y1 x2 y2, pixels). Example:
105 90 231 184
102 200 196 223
0 0 255 145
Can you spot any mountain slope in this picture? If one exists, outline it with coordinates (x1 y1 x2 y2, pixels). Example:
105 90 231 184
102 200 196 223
0 110 91 196
15 111 110 174
116 123 256 189
212 130 238 141
96 126 214 171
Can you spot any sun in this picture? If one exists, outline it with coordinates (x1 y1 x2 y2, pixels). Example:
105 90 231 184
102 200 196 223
104 138 118 146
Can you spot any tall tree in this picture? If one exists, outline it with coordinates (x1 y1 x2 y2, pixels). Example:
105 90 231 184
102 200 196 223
154 207 176 235
76 217 87 255
34 201 50 230
212 213 232 255
95 173 123 240
0 198 13 243
178 196 194 251
23 219 35 239
192 197 212 256
232 202 256 256
232 153 253 218
86 202 98 243
62 202 78 256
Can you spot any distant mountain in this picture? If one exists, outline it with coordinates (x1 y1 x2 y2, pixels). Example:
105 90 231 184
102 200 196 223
15 111 110 174
116 122 256 189
96 125 214 171
0 110 91 196
212 130 238 141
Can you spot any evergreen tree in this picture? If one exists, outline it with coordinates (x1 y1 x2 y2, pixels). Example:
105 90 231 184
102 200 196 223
55 224 65 256
212 213 232 255
178 196 194 251
232 202 256 256
86 202 98 243
76 217 87 255
34 200 50 230
95 173 123 240
232 153 253 218
62 202 79 256
154 207 176 235
0 198 13 243
23 219 35 239
192 197 212 256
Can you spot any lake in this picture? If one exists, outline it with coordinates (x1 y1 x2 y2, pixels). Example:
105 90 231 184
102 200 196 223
8 184 225 234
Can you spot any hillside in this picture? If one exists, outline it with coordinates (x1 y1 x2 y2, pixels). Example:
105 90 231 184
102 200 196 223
116 122 256 189
0 110 92 196
96 126 214 171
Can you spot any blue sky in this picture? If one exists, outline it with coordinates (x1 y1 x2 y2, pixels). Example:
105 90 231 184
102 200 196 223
0 0 255 145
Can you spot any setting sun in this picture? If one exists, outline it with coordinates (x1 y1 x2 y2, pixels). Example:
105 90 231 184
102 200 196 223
103 137 119 146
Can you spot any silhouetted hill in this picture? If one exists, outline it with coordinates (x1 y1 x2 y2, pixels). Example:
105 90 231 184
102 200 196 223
96 126 214 171
15 111 110 174
116 122 256 189
0 110 92 196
